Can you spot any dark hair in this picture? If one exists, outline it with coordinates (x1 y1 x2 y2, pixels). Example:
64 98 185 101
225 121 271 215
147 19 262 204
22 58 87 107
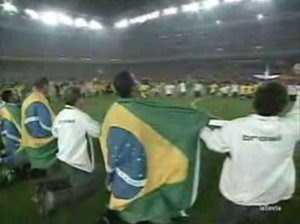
113 71 136 98
1 89 14 102
34 77 49 89
253 82 288 116
64 87 82 106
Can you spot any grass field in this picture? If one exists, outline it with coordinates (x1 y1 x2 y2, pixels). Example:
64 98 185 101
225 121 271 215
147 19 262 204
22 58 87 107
0 95 299 224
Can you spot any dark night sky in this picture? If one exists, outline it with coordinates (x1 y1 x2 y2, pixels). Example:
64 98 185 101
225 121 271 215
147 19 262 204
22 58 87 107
15 0 190 19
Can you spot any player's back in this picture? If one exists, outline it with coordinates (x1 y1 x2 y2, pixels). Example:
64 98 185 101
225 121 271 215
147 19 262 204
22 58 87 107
218 114 299 205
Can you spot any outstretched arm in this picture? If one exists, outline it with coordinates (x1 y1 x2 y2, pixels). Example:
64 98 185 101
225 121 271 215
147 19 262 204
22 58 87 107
200 124 230 153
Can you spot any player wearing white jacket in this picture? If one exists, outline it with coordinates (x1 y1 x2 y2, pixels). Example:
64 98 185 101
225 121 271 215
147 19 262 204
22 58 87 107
201 82 300 224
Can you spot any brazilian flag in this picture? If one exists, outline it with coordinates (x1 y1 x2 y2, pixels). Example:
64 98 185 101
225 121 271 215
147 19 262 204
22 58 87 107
100 99 208 223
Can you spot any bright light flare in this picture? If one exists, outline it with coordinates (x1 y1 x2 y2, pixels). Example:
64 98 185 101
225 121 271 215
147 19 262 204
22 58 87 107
145 11 160 20
224 0 243 3
58 13 73 26
74 18 88 27
257 13 264 20
40 11 59 26
181 2 200 13
89 20 103 30
202 0 220 10
252 0 271 2
1 1 18 13
129 11 160 24
216 20 222 25
24 9 39 20
162 7 178 16
129 17 143 24
115 19 129 29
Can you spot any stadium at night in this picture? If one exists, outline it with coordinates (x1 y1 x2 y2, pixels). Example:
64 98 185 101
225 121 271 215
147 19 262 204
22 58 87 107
0 1 299 224
0 0 299 80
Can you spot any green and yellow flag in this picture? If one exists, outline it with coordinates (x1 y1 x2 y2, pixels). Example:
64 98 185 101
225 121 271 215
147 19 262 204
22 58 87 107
21 92 57 169
100 99 208 223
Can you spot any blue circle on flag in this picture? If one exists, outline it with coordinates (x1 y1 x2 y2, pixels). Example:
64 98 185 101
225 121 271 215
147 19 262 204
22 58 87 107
107 127 147 200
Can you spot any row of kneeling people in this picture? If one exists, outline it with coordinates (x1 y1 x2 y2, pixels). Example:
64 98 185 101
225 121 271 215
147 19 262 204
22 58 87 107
0 72 299 224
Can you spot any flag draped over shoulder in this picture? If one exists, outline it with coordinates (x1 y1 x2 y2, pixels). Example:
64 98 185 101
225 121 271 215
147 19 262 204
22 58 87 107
100 99 208 222
21 92 57 169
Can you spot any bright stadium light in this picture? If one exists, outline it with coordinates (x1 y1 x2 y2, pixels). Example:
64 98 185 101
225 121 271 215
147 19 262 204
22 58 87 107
162 7 178 16
129 16 143 24
24 9 39 20
147 11 160 20
252 0 271 2
40 11 59 26
202 0 220 10
216 19 222 25
257 13 264 20
115 19 129 29
74 18 88 27
224 0 243 3
129 11 160 25
89 20 103 30
181 2 200 13
58 13 73 26
1 1 18 13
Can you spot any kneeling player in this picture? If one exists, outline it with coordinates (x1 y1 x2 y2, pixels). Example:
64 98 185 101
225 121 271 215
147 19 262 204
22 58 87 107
37 87 101 215
0 90 29 171
98 71 207 224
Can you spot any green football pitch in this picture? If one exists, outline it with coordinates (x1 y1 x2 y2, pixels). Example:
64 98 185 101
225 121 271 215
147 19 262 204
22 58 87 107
0 96 299 224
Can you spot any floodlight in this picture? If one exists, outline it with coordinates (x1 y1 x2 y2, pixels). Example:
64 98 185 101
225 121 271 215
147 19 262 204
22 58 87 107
257 13 264 20
202 0 220 10
181 2 200 13
224 0 243 3
252 0 271 2
129 17 142 24
129 16 141 24
89 20 103 30
24 9 39 20
162 7 178 16
147 11 160 20
58 13 73 26
115 19 129 28
74 18 88 27
129 11 160 25
1 1 18 13
40 11 59 26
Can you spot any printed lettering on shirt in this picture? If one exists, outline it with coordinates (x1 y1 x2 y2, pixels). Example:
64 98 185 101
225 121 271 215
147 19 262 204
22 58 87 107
58 119 75 124
242 135 282 142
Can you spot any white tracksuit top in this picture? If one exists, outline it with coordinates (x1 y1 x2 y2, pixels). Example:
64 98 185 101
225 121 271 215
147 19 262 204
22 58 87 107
201 93 300 206
52 105 100 173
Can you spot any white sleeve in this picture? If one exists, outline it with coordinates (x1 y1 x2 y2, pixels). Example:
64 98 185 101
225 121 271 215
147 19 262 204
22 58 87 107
286 92 300 120
200 126 230 153
285 92 300 140
83 114 101 138
51 118 59 138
